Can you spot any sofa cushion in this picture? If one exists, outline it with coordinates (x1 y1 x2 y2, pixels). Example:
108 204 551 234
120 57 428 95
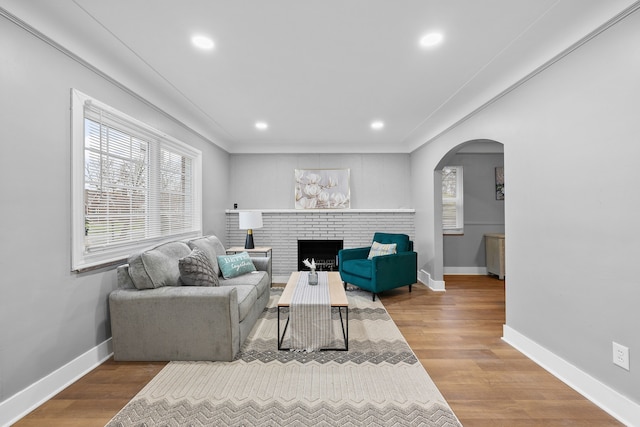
128 241 192 289
187 235 226 276
227 285 257 322
372 232 410 253
217 252 256 279
341 259 373 280
220 271 270 299
179 248 219 287
368 241 397 259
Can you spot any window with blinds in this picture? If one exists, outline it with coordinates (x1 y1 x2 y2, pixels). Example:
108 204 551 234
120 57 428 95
442 166 463 234
71 89 202 271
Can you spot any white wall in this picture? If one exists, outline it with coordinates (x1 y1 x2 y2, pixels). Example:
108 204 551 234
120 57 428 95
229 154 411 209
411 6 640 411
0 15 230 416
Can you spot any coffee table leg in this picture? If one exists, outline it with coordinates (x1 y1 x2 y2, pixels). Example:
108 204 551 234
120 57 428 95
336 306 348 351
277 307 280 350
278 307 291 350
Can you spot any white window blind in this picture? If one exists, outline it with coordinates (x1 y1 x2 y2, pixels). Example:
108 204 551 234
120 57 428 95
71 89 202 271
442 166 463 234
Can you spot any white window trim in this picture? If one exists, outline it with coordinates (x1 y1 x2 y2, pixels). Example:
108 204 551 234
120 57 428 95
442 165 464 235
71 89 202 271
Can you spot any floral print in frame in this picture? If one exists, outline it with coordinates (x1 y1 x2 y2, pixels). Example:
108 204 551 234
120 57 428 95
295 169 350 209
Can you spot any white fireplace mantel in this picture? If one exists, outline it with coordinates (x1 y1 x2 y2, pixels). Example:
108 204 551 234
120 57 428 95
225 208 415 214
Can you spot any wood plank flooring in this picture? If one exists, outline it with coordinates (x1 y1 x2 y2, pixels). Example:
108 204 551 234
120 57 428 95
382 275 622 427
13 275 622 426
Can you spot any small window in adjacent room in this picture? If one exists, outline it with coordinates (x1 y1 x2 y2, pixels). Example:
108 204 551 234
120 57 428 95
71 89 202 271
442 166 463 235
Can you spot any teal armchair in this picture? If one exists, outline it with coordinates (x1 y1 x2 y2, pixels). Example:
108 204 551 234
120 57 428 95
338 232 417 301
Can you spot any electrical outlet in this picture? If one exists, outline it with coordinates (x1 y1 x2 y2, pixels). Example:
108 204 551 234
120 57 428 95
612 342 630 371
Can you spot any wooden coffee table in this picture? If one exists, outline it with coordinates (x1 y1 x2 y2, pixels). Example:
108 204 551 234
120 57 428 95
277 271 349 351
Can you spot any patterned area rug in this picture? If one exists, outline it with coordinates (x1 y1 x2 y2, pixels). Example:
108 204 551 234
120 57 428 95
106 288 461 426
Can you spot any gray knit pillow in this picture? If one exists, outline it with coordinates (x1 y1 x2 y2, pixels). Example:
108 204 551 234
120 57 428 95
179 248 219 286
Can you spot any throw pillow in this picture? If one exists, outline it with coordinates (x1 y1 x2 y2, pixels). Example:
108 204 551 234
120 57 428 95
179 248 219 286
367 241 397 259
217 252 256 279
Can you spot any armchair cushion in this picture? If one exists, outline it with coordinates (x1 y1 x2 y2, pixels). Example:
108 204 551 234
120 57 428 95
368 241 397 259
342 258 373 280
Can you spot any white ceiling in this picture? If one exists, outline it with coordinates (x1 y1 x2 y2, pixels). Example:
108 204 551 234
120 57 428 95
2 0 637 153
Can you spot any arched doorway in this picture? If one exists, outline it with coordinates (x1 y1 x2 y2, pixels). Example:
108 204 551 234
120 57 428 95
433 139 504 288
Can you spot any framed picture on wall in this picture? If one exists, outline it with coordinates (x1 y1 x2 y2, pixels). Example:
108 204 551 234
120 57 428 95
295 169 350 209
495 167 505 200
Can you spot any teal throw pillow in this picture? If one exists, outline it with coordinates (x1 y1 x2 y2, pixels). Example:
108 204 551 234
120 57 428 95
217 252 256 279
367 241 397 259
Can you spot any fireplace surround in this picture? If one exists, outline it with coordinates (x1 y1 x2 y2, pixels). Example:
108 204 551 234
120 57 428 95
297 240 343 272
226 209 414 283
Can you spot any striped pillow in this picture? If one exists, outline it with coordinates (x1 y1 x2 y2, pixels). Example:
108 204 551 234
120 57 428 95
367 241 397 259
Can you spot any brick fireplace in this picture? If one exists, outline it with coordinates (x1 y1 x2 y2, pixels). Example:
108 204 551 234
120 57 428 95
297 239 343 271
226 209 414 283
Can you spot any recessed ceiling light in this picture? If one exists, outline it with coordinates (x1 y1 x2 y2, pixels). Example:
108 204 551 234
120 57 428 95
191 35 215 50
419 32 443 48
255 121 268 130
371 121 384 130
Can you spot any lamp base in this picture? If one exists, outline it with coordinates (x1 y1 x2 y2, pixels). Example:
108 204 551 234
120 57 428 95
244 230 255 249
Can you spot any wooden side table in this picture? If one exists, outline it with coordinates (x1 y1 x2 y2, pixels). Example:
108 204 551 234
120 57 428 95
485 234 505 279
226 246 272 257
226 246 273 284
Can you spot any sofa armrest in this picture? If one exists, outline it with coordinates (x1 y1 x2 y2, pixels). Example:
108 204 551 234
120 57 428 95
109 286 240 361
251 256 272 282
339 247 370 264
251 256 270 272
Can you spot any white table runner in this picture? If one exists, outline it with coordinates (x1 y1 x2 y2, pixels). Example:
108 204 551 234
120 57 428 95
290 271 333 351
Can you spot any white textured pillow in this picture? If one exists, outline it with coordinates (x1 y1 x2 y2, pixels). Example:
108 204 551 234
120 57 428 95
367 241 397 259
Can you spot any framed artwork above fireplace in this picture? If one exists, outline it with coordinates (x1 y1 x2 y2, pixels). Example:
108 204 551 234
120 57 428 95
295 168 350 209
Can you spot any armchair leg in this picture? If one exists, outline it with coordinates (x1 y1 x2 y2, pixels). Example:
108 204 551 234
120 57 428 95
409 284 412 293
372 293 377 302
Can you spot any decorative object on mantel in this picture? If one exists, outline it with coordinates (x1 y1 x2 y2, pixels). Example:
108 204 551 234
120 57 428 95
238 211 263 249
295 169 350 209
495 167 505 200
303 258 318 285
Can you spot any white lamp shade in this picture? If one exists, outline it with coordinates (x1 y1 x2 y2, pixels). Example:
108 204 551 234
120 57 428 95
238 211 263 230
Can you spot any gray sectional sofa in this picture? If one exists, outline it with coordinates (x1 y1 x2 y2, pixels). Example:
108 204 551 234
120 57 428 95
109 235 270 362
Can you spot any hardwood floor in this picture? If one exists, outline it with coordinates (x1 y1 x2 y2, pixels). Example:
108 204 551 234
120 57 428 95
383 276 622 427
13 275 622 426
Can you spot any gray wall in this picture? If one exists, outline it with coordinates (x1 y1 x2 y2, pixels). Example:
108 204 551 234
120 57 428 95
229 154 411 209
2 2 638 421
411 8 639 405
0 17 230 404
443 152 504 269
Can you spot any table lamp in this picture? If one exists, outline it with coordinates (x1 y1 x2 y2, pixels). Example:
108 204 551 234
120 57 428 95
239 211 263 249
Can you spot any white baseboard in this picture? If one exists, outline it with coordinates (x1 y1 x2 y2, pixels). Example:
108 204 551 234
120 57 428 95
0 339 113 427
418 269 445 291
443 266 487 275
502 325 639 427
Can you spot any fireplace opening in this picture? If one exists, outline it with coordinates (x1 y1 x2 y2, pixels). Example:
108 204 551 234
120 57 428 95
298 240 343 272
